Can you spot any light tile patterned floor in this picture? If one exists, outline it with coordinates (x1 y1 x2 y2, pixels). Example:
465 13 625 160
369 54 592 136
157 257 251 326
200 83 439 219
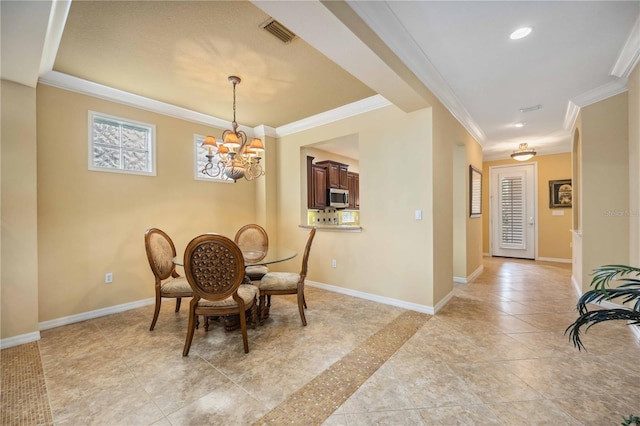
2 257 639 425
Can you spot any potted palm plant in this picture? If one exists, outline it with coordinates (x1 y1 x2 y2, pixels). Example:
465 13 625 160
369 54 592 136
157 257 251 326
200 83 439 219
565 264 640 426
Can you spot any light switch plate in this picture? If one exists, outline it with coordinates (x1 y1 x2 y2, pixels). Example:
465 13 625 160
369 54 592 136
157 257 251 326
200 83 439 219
415 209 422 220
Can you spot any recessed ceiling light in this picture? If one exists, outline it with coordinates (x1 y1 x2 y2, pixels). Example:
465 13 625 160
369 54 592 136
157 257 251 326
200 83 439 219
514 122 526 128
510 27 533 40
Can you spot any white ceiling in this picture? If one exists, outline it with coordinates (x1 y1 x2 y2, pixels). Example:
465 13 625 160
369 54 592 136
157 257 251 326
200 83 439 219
2 1 639 161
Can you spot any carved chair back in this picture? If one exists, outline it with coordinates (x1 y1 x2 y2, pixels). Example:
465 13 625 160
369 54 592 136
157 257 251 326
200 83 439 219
183 234 245 302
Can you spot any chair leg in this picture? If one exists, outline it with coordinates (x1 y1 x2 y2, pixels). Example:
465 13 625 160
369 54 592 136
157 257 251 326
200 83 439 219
175 297 182 312
303 294 307 309
250 300 257 330
239 308 249 354
150 294 161 331
183 306 197 356
258 294 266 325
297 291 307 326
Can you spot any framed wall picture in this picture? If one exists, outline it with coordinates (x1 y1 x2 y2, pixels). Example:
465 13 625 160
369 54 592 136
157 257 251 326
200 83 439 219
549 179 572 208
469 165 482 217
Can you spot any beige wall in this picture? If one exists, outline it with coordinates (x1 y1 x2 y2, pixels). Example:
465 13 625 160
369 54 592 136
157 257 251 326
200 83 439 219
578 92 629 290
1 80 40 340
482 153 573 260
36 85 258 322
277 100 480 309
628 64 640 266
276 105 438 307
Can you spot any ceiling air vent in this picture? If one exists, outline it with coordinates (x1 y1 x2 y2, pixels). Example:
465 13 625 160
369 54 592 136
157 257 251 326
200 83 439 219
260 18 297 44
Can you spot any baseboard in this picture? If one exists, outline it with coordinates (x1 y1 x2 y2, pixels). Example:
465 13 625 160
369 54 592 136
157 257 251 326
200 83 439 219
306 280 436 315
571 275 582 297
483 252 491 257
0 331 41 349
39 297 155 331
453 264 484 284
537 257 572 264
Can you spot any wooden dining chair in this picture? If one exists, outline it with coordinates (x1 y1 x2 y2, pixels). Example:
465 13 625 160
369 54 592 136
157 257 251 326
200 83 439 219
144 228 193 331
259 227 316 326
182 233 258 355
234 224 269 281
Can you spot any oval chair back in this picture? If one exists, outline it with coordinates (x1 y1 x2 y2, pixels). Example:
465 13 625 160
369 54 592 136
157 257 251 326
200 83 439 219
145 228 178 280
144 228 192 331
234 224 269 263
183 234 245 302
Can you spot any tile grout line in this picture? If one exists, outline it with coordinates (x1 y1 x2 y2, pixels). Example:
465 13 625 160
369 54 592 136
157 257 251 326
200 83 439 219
253 310 431 426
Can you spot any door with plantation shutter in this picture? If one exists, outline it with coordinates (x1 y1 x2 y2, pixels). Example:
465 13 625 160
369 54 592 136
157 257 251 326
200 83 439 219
490 164 536 259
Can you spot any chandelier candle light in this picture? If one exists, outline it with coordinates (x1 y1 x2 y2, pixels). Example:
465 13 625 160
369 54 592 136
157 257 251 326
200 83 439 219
511 143 536 161
201 76 265 181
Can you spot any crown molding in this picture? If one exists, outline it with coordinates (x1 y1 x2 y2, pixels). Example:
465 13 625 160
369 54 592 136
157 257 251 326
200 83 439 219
253 124 277 139
39 0 71 76
38 71 256 136
611 14 640 79
347 0 486 145
571 79 628 108
275 94 391 137
563 100 581 131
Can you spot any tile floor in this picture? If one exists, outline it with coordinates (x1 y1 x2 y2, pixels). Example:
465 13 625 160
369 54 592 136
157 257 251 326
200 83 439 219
19 257 640 424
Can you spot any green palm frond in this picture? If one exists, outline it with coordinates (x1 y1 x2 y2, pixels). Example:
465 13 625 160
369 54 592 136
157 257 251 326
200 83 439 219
591 265 640 291
565 309 640 351
577 286 640 314
567 264 640 350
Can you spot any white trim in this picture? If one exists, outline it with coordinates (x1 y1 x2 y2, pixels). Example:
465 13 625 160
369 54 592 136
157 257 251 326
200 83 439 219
537 257 572 264
453 264 484 284
571 275 583 297
563 101 581 131
39 298 154 331
306 280 436 315
39 0 71 76
39 71 255 137
275 95 392 137
346 0 486 146
0 332 41 349
253 125 277 139
571 79 628 108
433 290 455 314
611 14 640 79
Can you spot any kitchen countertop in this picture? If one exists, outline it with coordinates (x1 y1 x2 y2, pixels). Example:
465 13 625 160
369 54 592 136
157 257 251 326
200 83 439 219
299 224 362 232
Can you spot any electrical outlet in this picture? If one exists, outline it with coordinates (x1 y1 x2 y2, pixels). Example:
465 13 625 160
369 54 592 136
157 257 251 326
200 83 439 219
331 259 337 268
105 273 113 283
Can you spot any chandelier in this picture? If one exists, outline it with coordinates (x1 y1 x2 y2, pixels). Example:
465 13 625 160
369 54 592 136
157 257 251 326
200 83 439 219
510 143 536 162
201 76 265 181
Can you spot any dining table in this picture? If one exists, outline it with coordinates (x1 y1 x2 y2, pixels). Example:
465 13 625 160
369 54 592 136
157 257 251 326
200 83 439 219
172 245 297 331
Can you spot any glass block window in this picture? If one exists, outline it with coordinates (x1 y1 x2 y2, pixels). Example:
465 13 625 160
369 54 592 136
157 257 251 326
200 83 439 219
193 134 232 182
89 111 156 176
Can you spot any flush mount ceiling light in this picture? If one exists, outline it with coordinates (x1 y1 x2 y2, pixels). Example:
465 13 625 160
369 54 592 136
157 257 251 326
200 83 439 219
510 26 533 40
514 122 526 128
511 143 537 162
201 76 265 182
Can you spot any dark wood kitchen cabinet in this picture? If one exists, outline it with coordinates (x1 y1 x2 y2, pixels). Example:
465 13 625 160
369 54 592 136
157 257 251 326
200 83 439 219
316 160 348 189
347 172 359 209
307 157 327 209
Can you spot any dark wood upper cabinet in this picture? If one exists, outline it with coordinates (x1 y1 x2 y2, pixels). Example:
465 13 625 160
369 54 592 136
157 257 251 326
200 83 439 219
307 156 327 209
317 160 348 189
347 172 359 209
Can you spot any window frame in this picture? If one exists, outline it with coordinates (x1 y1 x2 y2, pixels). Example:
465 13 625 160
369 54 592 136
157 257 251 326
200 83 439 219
88 111 156 176
193 134 233 183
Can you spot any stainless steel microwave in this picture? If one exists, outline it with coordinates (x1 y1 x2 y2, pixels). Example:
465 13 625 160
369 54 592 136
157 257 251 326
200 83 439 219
328 188 349 209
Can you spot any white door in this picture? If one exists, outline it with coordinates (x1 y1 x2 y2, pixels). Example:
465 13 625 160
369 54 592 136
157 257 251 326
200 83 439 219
490 164 536 259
